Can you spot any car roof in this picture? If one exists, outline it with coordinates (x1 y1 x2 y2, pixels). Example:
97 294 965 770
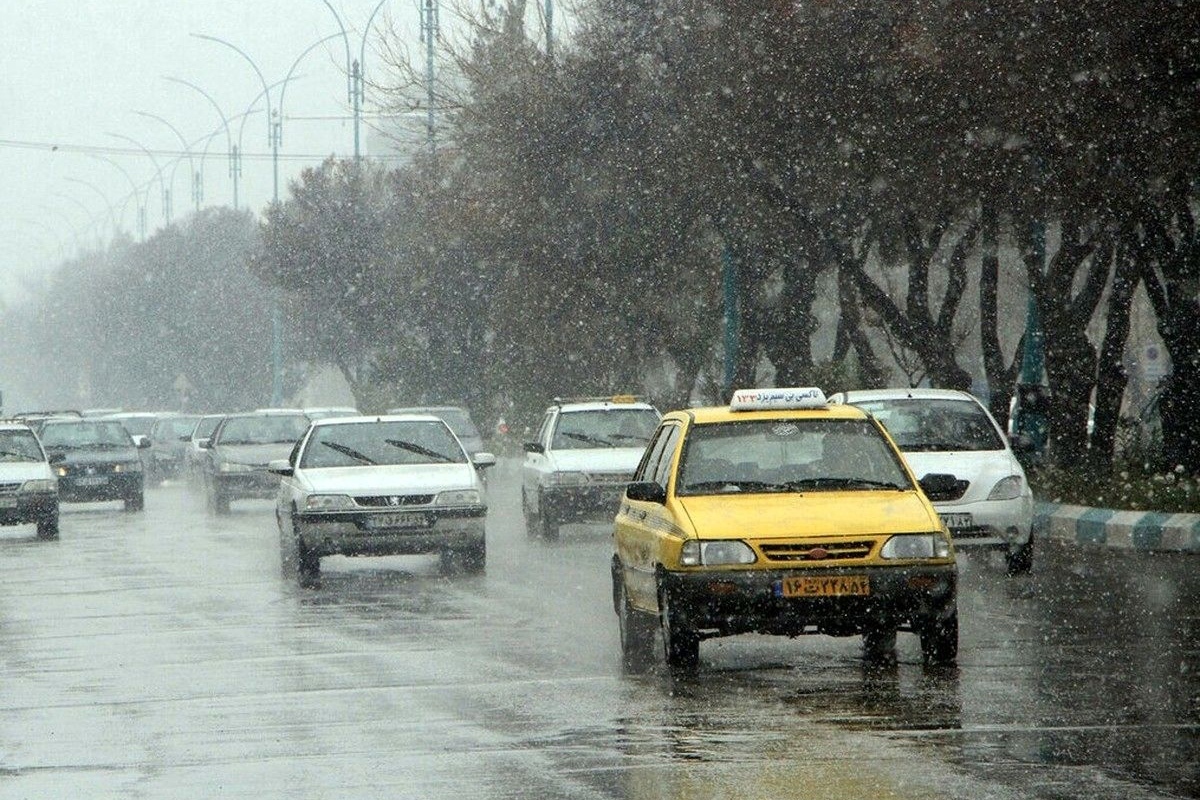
670 404 870 425
0 421 39 432
310 414 446 427
554 401 659 413
832 388 981 404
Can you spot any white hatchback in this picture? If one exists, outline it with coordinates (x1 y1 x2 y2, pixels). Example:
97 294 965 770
830 388 1034 575
272 415 495 583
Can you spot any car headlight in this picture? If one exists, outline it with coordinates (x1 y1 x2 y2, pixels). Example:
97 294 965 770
218 461 253 473
881 534 951 559
113 461 142 473
21 479 56 493
548 471 587 486
679 539 757 566
436 489 481 505
304 494 355 511
54 466 69 477
987 475 1024 501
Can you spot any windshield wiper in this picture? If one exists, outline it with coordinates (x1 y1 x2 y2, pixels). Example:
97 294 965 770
561 431 614 446
609 433 649 443
781 477 904 491
0 449 35 461
683 480 780 493
384 439 454 463
320 441 376 465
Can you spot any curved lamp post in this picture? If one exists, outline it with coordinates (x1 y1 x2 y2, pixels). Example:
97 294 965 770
320 0 390 161
133 110 200 213
64 177 120 236
89 154 149 240
164 76 239 210
106 131 170 223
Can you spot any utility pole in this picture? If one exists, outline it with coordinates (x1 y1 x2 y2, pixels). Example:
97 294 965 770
421 0 439 157
545 0 554 59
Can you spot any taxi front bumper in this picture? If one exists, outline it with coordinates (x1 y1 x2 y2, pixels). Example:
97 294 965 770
295 506 486 557
660 564 956 639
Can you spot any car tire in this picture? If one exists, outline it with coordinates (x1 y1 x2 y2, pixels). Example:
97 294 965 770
862 624 898 664
1005 539 1034 576
617 578 655 673
36 514 59 540
297 538 320 585
918 606 959 667
279 528 299 579
521 491 540 538
442 539 487 574
124 491 145 512
659 583 699 675
210 490 230 515
540 508 560 541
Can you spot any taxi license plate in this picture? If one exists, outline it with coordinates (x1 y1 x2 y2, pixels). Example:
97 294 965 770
75 476 108 487
364 512 429 529
940 513 973 530
777 576 870 598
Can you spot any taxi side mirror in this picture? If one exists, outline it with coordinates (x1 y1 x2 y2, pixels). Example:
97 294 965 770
919 473 961 502
523 442 544 454
625 481 666 504
267 459 293 477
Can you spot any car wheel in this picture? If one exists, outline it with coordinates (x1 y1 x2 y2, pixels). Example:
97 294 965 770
36 514 59 540
862 624 898 664
442 539 487 575
521 490 540 538
1005 539 1033 576
124 492 145 512
210 490 230 515
659 583 699 675
297 538 320 585
279 529 299 579
918 606 959 667
540 508 560 541
617 577 656 673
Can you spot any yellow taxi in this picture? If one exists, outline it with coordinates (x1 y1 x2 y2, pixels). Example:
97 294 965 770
610 388 958 674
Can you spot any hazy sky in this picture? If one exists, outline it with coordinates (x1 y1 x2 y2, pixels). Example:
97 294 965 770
0 0 428 302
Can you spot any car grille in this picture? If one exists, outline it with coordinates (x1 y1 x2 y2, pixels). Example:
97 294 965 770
0 482 20 495
586 471 634 485
61 464 121 477
758 540 876 563
356 494 435 508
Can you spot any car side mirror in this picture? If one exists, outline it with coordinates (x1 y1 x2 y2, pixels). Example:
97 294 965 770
47 452 65 465
197 438 211 450
1009 433 1035 453
267 459 293 477
919 473 961 502
625 480 666 504
523 442 544 454
137 438 152 449
472 452 497 469
179 434 192 442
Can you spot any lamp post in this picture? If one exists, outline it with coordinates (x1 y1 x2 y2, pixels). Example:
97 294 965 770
90 154 148 240
106 131 170 223
134 111 200 213
165 76 239 210
64 177 120 237
320 0 390 161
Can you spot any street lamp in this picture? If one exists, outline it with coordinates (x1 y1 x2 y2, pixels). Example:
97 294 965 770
133 110 200 213
320 0 390 161
64 177 120 237
164 76 239 210
90 154 149 240
106 131 170 223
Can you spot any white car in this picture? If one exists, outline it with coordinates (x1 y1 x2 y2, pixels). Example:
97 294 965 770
830 388 1034 575
521 396 661 539
272 415 495 583
0 422 59 539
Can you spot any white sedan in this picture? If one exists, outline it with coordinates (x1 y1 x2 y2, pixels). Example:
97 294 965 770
272 415 495 583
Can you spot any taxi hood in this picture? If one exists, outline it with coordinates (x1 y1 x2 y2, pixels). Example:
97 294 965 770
677 491 941 540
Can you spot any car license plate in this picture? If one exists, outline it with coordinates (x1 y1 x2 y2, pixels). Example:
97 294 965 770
777 575 870 598
940 513 973 530
75 476 108 487
364 512 429 529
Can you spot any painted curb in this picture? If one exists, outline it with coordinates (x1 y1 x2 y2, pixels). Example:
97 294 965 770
1034 501 1200 553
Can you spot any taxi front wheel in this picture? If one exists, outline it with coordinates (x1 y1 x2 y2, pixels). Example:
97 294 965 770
658 585 699 674
617 580 655 673
918 607 959 666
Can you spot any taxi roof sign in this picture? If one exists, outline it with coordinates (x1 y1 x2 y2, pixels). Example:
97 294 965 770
730 387 828 411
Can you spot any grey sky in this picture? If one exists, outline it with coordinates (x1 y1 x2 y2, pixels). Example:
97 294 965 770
0 0 424 302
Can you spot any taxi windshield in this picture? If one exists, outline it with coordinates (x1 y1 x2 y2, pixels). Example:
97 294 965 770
552 408 659 449
854 398 1003 452
676 418 912 495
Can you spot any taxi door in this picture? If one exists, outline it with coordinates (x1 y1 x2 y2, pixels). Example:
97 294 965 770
614 420 683 613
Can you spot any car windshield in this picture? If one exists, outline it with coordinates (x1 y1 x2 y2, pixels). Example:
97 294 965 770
109 416 157 437
300 420 467 468
217 415 310 446
153 417 199 440
40 422 133 449
854 398 1004 452
0 429 45 462
676 419 912 496
390 408 480 439
194 416 223 440
552 408 659 449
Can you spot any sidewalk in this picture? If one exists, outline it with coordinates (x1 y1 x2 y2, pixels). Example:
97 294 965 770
1034 501 1200 553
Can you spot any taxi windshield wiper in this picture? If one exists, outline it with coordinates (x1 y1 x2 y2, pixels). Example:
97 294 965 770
561 431 614 446
385 439 454 463
683 479 780 494
321 441 376 465
780 477 904 491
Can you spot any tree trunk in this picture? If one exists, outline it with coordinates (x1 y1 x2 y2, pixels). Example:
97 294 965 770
1088 231 1138 471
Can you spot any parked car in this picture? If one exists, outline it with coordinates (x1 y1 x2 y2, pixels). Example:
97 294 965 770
185 414 225 484
385 406 485 457
201 411 311 514
272 414 495 584
612 387 958 675
831 388 1034 575
99 412 163 447
39 418 147 512
521 395 660 539
146 414 201 482
0 421 59 539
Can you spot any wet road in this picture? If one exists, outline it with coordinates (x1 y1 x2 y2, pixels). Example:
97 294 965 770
0 460 1196 799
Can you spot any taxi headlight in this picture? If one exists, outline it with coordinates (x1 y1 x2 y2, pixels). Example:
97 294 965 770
436 489 480 505
218 461 253 473
881 534 951 559
21 479 56 493
54 465 69 477
548 471 587 486
679 539 757 566
987 475 1024 501
113 461 142 473
305 494 354 511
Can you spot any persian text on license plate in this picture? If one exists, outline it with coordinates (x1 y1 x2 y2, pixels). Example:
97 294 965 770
364 512 429 529
75 476 108 486
940 512 973 530
777 575 870 598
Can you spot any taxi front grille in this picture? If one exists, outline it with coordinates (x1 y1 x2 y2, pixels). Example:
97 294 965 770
758 540 876 562
0 482 20 495
356 494 434 508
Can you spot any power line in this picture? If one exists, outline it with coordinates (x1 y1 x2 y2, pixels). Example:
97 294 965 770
0 136 406 162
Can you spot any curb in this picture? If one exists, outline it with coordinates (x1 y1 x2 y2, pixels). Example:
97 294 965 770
1034 501 1200 553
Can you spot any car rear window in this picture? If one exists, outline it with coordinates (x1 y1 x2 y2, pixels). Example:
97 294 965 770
854 398 1003 452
